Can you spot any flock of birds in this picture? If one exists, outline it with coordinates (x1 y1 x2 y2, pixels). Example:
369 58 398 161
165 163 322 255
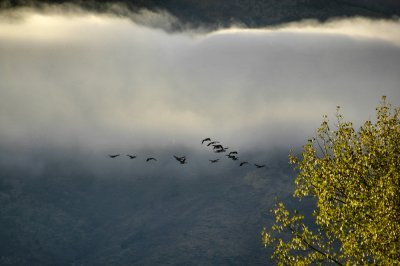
108 137 267 169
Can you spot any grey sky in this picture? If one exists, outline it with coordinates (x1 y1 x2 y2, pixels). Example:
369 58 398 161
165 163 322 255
0 8 399 154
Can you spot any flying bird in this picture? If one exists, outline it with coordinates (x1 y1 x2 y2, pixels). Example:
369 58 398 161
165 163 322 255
226 154 238 159
108 154 120 158
239 161 249 166
127 155 137 159
209 159 219 163
201 138 211 144
229 156 239 160
207 141 219 146
146 157 157 162
228 151 238 155
254 163 266 168
212 144 224 150
173 155 187 164
214 146 228 153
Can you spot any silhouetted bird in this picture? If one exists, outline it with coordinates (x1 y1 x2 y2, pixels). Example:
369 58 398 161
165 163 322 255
240 161 249 166
254 164 266 168
109 154 120 158
127 155 137 159
214 146 229 153
228 151 238 155
212 144 224 150
226 154 238 160
146 157 157 162
173 155 187 164
214 148 228 153
209 159 219 163
207 141 219 146
201 138 211 144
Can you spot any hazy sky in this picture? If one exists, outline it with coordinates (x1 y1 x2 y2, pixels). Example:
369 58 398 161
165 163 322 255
0 7 399 155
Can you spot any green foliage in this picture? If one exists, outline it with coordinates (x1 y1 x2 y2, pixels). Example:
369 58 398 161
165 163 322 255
263 96 400 265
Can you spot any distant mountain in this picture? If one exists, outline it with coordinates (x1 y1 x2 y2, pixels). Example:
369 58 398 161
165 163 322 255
3 0 400 29
0 150 297 265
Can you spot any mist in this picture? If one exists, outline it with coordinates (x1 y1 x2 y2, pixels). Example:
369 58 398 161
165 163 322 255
1 8 399 153
0 6 399 265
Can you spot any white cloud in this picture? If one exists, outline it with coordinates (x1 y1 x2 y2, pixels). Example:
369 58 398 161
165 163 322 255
0 9 399 153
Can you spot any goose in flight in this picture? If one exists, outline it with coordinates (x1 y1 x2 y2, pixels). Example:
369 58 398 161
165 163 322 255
108 154 120 158
212 144 224 150
214 147 228 153
173 155 187 164
207 141 219 146
230 156 239 161
228 151 238 156
146 157 157 162
226 153 238 159
201 138 211 144
239 161 249 166
254 163 266 168
127 155 137 159
209 159 219 163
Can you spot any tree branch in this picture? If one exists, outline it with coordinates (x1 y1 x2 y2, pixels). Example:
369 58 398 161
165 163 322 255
288 225 344 266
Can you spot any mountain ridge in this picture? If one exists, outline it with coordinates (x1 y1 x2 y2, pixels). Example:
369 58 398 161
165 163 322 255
2 0 400 30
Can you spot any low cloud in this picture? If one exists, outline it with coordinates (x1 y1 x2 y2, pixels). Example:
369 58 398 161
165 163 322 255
259 17 400 47
0 8 399 155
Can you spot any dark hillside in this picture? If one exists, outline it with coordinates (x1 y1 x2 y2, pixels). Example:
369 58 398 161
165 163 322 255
2 0 400 29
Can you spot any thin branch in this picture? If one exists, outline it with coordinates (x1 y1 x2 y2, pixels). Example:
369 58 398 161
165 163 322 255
332 197 347 204
301 238 343 266
316 138 327 157
288 225 344 266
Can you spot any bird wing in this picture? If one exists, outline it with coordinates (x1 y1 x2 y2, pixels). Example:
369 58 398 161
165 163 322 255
202 138 211 144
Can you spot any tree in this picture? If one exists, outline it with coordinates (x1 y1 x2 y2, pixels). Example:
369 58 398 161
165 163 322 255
262 96 400 265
